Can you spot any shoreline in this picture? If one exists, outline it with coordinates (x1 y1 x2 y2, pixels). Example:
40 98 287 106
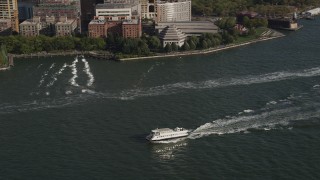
8 30 285 62
120 31 285 61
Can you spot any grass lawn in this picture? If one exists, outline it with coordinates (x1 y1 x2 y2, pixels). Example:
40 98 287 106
234 27 269 44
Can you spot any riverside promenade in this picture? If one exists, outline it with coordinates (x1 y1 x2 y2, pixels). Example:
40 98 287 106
120 29 285 61
5 29 285 63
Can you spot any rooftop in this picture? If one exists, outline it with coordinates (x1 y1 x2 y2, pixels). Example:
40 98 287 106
122 19 139 25
96 3 134 9
89 20 106 25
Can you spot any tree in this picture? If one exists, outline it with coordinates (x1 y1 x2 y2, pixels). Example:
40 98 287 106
148 36 161 50
164 43 172 53
138 40 150 55
171 42 178 51
201 40 208 49
243 16 252 28
122 42 131 54
182 41 190 51
206 39 212 48
189 40 196 50
190 36 199 46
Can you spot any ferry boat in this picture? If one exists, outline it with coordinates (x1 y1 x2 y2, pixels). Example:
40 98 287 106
146 127 190 142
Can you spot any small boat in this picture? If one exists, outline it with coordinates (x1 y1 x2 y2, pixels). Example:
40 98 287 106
146 127 190 142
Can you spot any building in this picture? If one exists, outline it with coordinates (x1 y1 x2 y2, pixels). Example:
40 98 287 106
159 24 186 47
33 0 81 32
19 17 42 36
80 0 96 32
268 18 300 31
140 0 156 19
104 0 136 3
0 0 19 32
55 16 77 36
156 0 191 23
236 11 258 24
0 19 12 35
88 18 108 37
95 3 140 21
155 21 218 37
106 21 122 34
18 1 34 21
122 18 141 38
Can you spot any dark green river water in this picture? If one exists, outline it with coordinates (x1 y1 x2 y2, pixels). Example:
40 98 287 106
1 18 320 179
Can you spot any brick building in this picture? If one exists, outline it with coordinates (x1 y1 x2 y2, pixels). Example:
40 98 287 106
122 19 141 38
106 21 122 35
88 19 108 38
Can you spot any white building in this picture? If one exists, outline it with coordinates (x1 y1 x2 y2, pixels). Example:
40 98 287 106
19 17 42 36
95 3 140 21
159 24 187 47
55 16 77 36
156 21 218 37
156 0 191 23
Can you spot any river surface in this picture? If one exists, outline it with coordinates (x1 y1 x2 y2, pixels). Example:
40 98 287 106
1 19 320 179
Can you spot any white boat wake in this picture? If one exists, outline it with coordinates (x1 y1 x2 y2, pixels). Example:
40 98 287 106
116 66 320 100
82 57 94 87
69 57 79 87
38 63 55 87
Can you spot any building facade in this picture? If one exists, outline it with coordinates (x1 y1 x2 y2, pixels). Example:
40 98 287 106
88 19 108 37
159 24 186 47
0 0 19 32
95 3 140 21
55 17 77 36
156 21 218 37
122 18 141 38
0 19 12 35
19 17 42 36
106 21 122 34
139 0 156 19
80 0 96 32
33 0 81 32
18 1 34 21
104 0 136 3
156 0 191 23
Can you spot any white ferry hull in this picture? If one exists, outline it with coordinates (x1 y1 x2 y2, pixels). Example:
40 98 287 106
146 133 189 142
146 127 190 142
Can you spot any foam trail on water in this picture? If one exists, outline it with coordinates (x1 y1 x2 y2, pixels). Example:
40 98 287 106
134 65 155 88
46 63 67 87
38 63 55 87
81 57 94 87
188 102 320 140
118 66 320 100
69 57 79 87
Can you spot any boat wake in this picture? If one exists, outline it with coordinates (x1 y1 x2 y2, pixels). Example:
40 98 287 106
38 63 55 87
82 57 94 87
2 63 320 120
188 94 320 140
34 56 95 94
115 66 320 100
